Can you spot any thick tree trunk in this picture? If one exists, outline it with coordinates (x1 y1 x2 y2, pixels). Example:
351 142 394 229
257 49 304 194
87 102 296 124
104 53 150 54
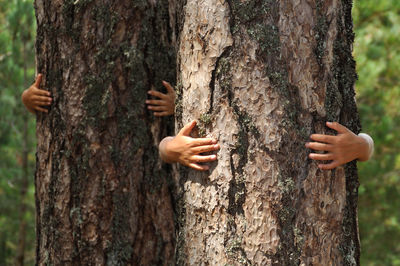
175 0 360 265
34 0 176 264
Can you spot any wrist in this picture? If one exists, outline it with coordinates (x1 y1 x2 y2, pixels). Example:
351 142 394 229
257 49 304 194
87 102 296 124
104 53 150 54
21 89 28 104
357 133 374 161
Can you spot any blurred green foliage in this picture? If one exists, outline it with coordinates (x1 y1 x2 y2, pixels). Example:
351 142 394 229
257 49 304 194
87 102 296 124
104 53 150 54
0 0 36 265
0 0 398 265
353 0 400 265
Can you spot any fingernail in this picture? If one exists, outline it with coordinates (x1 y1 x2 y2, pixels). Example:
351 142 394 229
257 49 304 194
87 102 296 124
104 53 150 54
327 122 332 126
215 144 220 149
305 143 309 147
145 100 149 103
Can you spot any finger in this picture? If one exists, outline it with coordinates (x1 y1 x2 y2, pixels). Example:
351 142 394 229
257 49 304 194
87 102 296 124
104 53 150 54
33 88 51 97
33 95 52 102
310 134 336 144
147 105 168 111
146 99 166 106
34 74 43 87
190 154 217 163
188 163 209 171
154 111 172 117
35 106 48 113
192 138 217 146
162 81 175 94
148 90 167 99
34 100 52 106
326 122 349 134
192 144 220 154
305 142 333 152
318 161 340 170
179 120 197 136
309 153 334 161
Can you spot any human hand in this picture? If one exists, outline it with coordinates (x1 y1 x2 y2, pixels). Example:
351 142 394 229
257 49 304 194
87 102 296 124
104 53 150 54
159 120 220 171
306 122 370 170
21 74 52 114
146 81 175 117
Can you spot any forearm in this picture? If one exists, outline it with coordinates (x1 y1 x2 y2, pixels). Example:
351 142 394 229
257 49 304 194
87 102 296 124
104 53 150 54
159 136 176 163
357 133 374 161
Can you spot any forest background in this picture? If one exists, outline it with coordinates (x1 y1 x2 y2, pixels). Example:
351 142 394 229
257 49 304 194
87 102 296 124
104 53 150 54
0 0 398 265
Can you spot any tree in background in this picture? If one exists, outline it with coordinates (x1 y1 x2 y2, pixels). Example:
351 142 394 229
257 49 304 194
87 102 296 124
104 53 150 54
353 0 400 264
34 0 176 264
0 1 36 265
175 0 361 264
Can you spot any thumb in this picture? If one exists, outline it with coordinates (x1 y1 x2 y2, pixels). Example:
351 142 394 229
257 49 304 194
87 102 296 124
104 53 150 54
178 120 196 136
34 73 43 88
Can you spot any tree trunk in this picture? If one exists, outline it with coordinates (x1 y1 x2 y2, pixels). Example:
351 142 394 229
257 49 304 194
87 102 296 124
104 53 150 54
34 0 176 264
175 0 360 265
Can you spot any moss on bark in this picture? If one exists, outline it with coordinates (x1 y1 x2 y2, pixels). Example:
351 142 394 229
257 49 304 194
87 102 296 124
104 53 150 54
35 0 176 264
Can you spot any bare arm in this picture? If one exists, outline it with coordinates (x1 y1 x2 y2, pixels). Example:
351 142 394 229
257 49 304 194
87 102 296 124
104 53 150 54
146 81 175 117
306 122 374 170
21 74 52 114
159 120 220 171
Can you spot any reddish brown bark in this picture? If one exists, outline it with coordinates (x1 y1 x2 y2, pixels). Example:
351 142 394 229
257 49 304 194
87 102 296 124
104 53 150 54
34 0 176 264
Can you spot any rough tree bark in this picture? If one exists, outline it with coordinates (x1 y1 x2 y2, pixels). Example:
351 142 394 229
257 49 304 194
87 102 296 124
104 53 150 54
34 0 176 264
175 0 360 265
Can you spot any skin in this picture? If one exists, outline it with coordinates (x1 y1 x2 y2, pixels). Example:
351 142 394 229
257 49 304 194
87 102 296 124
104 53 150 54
306 122 370 170
159 120 220 171
21 73 52 114
146 80 176 117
